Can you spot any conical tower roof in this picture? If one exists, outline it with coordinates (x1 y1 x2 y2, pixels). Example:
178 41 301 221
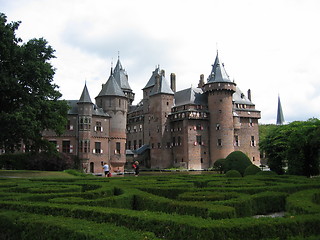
78 83 93 104
207 52 232 83
113 58 132 91
97 74 125 97
276 95 285 125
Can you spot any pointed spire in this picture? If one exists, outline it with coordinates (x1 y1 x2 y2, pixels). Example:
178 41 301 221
78 83 93 104
276 95 285 125
207 52 231 83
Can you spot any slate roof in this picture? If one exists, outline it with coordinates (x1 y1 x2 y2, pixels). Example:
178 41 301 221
174 87 207 106
78 84 93 104
207 53 232 83
113 59 132 91
67 100 109 117
143 67 160 89
97 74 125 97
233 87 254 105
150 75 174 96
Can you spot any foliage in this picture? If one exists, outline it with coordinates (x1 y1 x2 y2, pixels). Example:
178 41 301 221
0 152 76 171
0 174 319 239
224 151 252 176
225 170 242 178
256 171 277 176
244 164 261 176
259 119 320 177
0 13 69 153
213 158 225 173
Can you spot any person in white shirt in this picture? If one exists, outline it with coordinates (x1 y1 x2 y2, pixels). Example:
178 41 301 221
102 163 110 177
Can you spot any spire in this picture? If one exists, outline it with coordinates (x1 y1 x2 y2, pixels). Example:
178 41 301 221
276 95 285 125
78 83 93 104
113 56 132 90
207 52 232 83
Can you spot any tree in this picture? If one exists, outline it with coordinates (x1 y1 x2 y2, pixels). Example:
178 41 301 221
286 119 320 177
223 151 252 176
259 125 289 175
259 119 320 177
0 13 69 152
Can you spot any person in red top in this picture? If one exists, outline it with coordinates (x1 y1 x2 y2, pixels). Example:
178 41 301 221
133 161 139 177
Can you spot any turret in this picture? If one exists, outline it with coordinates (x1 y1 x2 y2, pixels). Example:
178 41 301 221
95 73 128 172
203 53 236 164
77 84 94 166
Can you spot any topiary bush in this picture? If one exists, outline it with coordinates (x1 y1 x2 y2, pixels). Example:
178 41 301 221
225 170 242 178
213 158 225 174
244 164 261 176
224 151 252 176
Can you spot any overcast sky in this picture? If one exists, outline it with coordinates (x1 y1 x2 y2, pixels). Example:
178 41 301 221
2 0 320 124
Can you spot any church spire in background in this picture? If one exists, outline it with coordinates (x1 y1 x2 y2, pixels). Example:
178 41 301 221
276 95 285 125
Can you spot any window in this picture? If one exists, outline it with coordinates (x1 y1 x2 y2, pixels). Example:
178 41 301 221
66 120 73 130
251 136 256 147
201 158 203 163
172 137 176 146
178 136 181 146
116 142 121 154
196 124 202 130
158 143 161 149
217 139 222 146
128 141 131 149
79 117 91 131
84 140 89 153
216 123 220 130
79 140 90 153
139 139 142 148
196 135 202 145
249 118 254 127
119 99 121 107
95 122 102 132
62 141 71 153
234 135 239 146
133 140 137 150
94 142 101 154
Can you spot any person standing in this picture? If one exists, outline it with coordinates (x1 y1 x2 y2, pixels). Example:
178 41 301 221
133 161 139 177
102 162 110 177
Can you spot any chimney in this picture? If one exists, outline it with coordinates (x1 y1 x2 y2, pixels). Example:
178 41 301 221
155 75 160 92
160 69 165 77
170 73 176 92
198 74 204 88
247 89 251 101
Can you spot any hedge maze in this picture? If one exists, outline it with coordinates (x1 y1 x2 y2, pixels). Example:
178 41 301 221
0 173 319 240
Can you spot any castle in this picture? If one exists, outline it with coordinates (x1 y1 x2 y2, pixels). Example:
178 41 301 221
43 52 261 173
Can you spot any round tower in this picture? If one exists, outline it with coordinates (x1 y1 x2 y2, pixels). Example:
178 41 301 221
203 53 236 165
77 84 94 170
95 74 128 173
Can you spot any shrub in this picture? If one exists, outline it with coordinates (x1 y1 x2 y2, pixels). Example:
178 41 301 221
224 151 252 176
226 170 242 178
213 158 225 173
244 164 261 176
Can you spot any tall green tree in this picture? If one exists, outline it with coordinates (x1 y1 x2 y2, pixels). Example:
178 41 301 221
0 13 69 153
259 119 320 176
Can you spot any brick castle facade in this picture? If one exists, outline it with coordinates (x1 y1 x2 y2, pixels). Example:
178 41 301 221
43 52 261 173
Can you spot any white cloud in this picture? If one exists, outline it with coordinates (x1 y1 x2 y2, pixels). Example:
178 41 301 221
2 0 320 123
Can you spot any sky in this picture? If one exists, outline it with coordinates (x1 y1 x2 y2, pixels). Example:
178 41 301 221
1 0 320 124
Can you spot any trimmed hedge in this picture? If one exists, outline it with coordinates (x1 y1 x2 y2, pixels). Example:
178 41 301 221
0 173 319 239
